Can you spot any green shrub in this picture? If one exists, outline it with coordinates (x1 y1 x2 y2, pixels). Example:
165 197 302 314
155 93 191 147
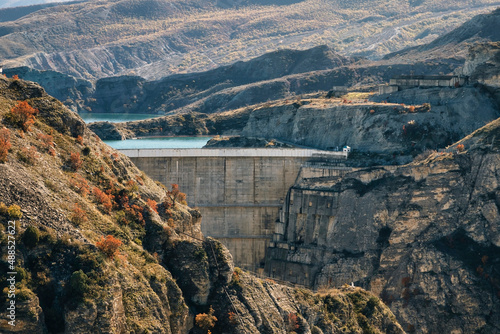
363 296 379 317
40 229 57 246
311 326 323 334
44 179 58 192
16 287 34 301
22 225 40 247
15 266 29 282
193 247 207 261
70 270 89 298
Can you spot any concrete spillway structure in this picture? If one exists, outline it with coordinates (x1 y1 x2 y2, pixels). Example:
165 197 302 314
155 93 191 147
120 148 347 271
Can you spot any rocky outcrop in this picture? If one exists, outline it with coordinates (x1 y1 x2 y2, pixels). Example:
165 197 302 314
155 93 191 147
204 136 294 148
3 66 94 112
241 86 498 154
266 146 500 333
88 121 127 140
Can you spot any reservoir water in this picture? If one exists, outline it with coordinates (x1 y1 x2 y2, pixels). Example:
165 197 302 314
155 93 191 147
79 113 159 123
104 137 213 149
80 113 211 149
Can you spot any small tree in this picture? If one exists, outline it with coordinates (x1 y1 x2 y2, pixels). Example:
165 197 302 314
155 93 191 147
96 235 122 259
22 225 40 248
287 312 300 332
69 270 89 299
7 101 38 132
228 311 238 325
457 144 465 152
37 133 55 153
71 203 88 225
0 127 11 163
93 187 113 213
69 152 83 171
195 306 217 331
165 184 187 208
146 199 158 213
70 174 90 197
18 146 40 165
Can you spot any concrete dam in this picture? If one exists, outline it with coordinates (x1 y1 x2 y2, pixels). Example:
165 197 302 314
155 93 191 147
120 148 347 271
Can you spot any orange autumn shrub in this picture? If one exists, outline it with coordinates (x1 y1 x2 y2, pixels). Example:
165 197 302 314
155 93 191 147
96 235 122 259
7 101 38 132
0 128 11 163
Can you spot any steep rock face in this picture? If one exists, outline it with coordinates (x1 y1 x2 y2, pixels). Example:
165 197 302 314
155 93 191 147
267 150 500 333
3 66 94 112
241 87 499 153
461 42 500 79
0 76 404 333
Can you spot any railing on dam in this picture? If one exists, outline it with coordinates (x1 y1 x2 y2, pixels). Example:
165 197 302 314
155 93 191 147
118 148 348 158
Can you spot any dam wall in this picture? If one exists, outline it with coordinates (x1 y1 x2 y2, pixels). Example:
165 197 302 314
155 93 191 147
120 148 347 270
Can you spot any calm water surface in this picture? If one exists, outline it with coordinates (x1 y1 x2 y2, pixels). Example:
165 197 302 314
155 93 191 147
104 137 212 149
79 113 160 123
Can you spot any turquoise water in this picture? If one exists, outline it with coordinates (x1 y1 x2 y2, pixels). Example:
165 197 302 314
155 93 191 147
79 113 160 123
104 137 213 149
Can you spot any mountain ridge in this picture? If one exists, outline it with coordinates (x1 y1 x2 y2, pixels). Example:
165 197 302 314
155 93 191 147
2 0 499 79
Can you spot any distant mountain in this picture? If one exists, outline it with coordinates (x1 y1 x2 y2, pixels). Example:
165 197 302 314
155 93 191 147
0 0 79 9
1 0 500 80
8 7 500 118
5 42 462 118
385 7 500 64
6 44 457 116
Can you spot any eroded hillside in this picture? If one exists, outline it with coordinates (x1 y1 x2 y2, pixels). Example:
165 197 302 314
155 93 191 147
1 0 500 79
0 77 404 333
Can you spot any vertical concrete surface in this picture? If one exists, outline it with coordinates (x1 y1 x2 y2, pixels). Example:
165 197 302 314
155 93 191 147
124 149 346 270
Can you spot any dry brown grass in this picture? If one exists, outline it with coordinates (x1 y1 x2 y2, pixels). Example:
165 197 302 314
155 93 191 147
1 0 499 78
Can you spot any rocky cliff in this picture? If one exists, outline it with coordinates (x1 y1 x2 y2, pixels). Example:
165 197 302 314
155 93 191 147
92 86 500 158
0 77 403 333
266 134 500 333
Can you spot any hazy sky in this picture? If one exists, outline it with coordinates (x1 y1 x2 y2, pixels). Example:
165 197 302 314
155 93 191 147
0 0 78 9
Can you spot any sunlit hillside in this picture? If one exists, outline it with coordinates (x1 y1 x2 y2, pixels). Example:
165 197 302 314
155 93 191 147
1 0 500 79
